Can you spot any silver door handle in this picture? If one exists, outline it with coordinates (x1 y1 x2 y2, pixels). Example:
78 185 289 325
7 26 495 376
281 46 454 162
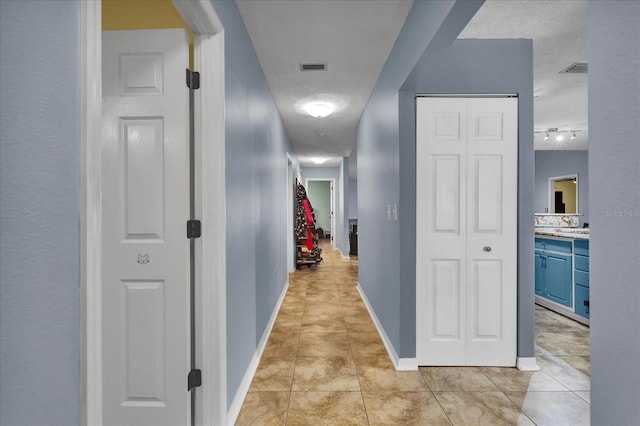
483 246 492 252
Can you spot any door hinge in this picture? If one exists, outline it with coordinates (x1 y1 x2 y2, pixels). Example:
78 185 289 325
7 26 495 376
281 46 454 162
186 69 200 90
188 369 202 391
187 220 201 239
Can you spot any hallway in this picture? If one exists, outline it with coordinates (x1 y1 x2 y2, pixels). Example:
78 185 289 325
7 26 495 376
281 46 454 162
235 240 590 425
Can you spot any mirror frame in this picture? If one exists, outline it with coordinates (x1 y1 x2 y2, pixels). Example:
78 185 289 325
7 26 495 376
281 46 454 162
549 174 579 214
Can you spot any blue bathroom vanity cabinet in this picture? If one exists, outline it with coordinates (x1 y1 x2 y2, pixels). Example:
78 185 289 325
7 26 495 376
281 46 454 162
534 233 590 325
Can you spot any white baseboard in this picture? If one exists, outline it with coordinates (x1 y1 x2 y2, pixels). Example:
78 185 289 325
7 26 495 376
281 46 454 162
356 283 418 371
226 280 289 425
517 357 541 371
397 357 419 371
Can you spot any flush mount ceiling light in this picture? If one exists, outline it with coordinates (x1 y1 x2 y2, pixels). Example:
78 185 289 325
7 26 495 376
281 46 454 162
535 128 582 142
302 102 335 118
311 157 327 164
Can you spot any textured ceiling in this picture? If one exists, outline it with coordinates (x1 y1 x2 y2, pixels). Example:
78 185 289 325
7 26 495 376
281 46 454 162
237 0 589 179
236 0 413 174
460 0 588 150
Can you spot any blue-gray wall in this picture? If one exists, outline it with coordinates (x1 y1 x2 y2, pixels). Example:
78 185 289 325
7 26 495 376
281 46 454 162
589 1 640 424
348 179 358 219
209 0 298 408
0 1 81 425
401 38 535 359
358 0 483 358
535 150 589 225
358 0 536 361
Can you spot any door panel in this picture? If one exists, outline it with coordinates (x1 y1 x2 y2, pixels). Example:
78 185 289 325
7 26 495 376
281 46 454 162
102 29 189 426
544 253 572 307
432 155 461 233
417 97 517 367
123 118 165 240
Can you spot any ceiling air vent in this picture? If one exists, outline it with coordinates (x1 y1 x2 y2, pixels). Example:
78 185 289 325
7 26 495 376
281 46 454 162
559 62 588 74
300 63 327 71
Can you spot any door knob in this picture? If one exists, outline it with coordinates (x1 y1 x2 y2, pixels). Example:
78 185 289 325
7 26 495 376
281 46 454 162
483 246 492 252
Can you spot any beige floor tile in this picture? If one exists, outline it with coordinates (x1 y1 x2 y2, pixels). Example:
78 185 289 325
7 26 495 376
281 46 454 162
505 391 590 426
356 357 429 392
338 289 362 303
435 391 535 426
362 391 450 425
297 332 351 357
420 367 499 392
346 320 378 334
235 391 289 426
249 357 295 392
292 357 360 391
341 304 370 318
574 390 590 404
303 302 343 318
278 302 304 317
262 331 300 357
536 355 590 391
301 316 349 333
556 355 590 376
481 367 569 392
536 332 590 356
287 391 368 426
304 291 341 304
237 246 592 426
271 315 302 334
350 332 388 358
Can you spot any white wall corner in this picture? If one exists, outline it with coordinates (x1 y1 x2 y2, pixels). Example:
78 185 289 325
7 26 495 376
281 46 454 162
226 280 289 425
340 249 350 260
516 357 541 371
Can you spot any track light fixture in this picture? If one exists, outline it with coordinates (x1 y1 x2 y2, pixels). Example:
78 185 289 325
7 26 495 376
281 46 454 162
534 128 582 142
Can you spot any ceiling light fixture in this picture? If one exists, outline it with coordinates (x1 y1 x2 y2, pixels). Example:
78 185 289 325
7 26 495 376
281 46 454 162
302 102 335 118
535 128 582 142
311 157 327 164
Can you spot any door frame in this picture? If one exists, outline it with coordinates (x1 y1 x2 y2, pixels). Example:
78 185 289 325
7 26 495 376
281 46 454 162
80 1 227 425
305 178 336 249
286 155 295 272
548 174 579 214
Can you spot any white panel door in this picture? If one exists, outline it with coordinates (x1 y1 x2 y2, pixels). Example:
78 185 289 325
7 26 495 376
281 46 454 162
102 29 190 426
416 97 517 366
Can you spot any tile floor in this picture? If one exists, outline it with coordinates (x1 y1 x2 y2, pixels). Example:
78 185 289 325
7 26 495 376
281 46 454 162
236 240 591 425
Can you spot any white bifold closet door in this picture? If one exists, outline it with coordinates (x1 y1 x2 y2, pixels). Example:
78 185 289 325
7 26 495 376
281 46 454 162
416 96 518 366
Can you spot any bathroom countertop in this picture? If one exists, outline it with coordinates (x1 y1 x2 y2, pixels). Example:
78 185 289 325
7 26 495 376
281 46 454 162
534 227 589 240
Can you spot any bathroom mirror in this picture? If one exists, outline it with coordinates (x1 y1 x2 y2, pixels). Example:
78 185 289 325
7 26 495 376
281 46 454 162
549 174 578 213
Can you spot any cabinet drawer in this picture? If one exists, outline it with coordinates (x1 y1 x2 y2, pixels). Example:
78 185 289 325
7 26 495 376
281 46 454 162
535 238 572 253
575 270 590 287
575 284 590 319
574 254 589 272
574 239 589 256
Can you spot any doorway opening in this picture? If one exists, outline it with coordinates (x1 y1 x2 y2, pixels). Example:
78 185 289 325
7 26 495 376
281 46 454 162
305 178 335 249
